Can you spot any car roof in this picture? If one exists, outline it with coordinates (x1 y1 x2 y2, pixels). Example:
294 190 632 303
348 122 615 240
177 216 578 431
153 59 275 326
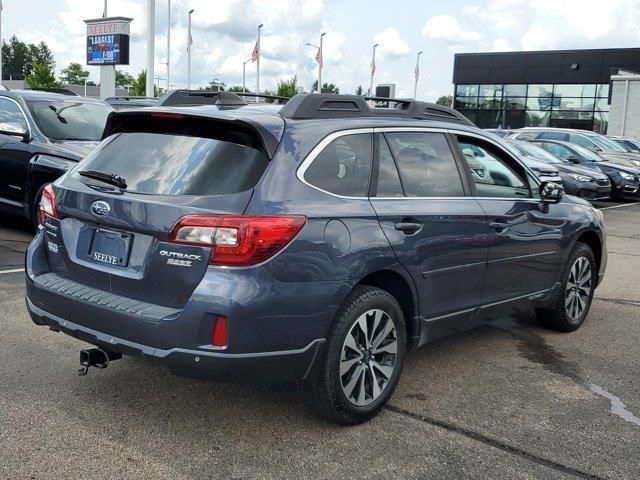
0 89 107 104
515 127 599 137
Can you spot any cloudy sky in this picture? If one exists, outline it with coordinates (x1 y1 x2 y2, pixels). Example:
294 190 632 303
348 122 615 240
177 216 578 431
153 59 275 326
5 0 640 100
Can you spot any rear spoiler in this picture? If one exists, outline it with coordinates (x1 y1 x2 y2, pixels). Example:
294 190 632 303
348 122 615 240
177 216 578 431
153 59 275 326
101 109 282 159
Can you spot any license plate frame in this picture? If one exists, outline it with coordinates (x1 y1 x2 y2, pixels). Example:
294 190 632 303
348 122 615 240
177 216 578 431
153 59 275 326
88 228 133 267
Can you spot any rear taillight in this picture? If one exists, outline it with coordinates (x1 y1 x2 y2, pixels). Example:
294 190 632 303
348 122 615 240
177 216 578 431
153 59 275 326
39 184 58 225
168 215 306 266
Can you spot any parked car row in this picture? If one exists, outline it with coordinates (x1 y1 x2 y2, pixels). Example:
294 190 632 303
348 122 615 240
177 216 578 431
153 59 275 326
483 126 640 203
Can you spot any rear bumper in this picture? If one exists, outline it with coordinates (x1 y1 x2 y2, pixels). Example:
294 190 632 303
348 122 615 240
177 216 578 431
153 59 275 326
26 296 325 382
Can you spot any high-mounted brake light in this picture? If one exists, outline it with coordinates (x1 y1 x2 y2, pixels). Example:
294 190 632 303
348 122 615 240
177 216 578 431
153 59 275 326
150 112 184 119
168 215 306 266
39 184 58 225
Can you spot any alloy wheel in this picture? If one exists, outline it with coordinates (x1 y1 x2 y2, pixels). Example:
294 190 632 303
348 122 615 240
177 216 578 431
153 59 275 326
565 256 592 321
339 309 398 406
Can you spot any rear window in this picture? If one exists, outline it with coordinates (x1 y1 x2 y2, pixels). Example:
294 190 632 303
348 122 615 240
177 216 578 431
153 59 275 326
27 100 111 141
75 132 269 195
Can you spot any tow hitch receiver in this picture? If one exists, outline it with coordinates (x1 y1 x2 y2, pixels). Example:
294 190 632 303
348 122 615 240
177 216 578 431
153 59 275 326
78 348 122 376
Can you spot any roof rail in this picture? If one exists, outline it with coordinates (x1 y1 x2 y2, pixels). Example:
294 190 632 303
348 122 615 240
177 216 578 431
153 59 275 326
279 93 474 126
158 89 289 107
105 96 158 101
27 88 80 96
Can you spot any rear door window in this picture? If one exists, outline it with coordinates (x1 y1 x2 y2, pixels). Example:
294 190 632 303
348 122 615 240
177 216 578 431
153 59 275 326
540 131 569 141
375 136 404 197
569 134 597 150
384 132 464 197
303 133 372 197
75 132 269 195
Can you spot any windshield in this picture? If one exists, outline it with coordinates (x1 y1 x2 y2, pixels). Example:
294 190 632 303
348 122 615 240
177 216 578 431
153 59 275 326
571 143 604 162
591 134 627 152
27 100 111 141
514 142 563 164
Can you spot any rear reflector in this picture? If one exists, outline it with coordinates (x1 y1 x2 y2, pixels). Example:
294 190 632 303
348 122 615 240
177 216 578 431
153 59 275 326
168 215 306 266
212 316 228 347
39 184 58 225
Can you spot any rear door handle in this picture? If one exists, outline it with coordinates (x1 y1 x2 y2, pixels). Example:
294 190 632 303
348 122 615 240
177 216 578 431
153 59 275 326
394 222 422 234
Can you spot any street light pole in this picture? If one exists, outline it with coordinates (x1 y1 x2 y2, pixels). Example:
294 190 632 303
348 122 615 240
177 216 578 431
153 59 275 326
413 51 423 100
369 43 379 96
318 32 325 93
166 0 170 92
146 0 155 97
187 9 194 89
256 24 263 94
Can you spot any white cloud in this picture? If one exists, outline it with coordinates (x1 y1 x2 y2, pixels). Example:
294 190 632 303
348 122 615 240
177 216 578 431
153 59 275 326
373 27 410 59
422 15 482 43
491 38 514 52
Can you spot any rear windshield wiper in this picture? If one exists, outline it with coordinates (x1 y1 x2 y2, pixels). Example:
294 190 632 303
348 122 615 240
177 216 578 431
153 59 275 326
78 170 128 190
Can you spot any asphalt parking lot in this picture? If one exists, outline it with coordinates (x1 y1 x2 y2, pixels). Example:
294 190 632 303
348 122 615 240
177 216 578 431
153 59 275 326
1 202 639 480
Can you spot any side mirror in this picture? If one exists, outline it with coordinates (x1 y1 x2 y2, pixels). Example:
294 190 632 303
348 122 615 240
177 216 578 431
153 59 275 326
0 122 29 142
567 156 581 164
540 181 564 204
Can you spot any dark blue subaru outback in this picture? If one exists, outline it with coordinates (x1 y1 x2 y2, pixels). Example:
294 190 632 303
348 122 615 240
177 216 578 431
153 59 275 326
25 93 606 424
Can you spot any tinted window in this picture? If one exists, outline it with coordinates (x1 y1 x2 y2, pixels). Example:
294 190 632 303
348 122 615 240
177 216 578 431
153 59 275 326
376 137 404 197
458 137 530 198
0 98 27 128
27 100 111 141
304 133 372 197
569 134 597 150
539 131 568 141
537 142 573 160
385 132 463 197
75 132 269 195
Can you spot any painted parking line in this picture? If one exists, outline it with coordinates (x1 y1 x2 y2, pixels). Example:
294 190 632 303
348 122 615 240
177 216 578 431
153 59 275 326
0 268 24 275
599 203 640 210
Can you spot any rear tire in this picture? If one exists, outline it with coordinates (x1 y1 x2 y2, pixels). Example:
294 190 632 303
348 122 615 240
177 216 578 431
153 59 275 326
305 285 406 425
536 242 596 332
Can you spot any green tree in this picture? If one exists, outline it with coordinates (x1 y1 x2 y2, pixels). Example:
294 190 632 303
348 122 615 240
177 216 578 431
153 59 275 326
26 62 62 88
60 62 90 85
129 70 157 96
2 36 30 79
355 85 364 96
227 85 251 93
276 75 298 98
312 80 340 94
435 95 453 107
115 70 135 88
28 42 55 73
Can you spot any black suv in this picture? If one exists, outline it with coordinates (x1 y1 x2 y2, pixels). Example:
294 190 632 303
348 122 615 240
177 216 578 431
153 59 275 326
0 90 111 224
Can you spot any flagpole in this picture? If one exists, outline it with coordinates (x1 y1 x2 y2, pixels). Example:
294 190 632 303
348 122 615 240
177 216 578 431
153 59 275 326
0 1 3 87
187 9 194 89
318 32 325 94
369 43 379 96
413 51 422 100
146 0 155 98
166 0 170 92
256 23 263 96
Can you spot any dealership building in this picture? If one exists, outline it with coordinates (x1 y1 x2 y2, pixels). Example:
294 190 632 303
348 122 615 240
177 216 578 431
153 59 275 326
452 47 640 134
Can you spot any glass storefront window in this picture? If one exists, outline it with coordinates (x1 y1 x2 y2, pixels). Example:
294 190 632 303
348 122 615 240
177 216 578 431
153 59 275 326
503 84 527 97
553 84 596 97
555 97 595 111
595 98 610 111
550 110 593 120
527 85 553 97
593 111 609 134
503 97 526 110
454 97 478 109
596 84 610 98
525 111 550 127
479 84 503 97
479 97 503 109
456 85 478 97
526 96 552 111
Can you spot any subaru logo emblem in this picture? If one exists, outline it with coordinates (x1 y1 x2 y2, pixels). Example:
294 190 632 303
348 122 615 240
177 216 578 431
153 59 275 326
91 200 110 216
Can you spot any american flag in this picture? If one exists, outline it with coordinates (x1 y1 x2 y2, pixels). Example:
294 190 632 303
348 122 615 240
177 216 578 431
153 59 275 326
251 39 260 62
315 47 323 68
371 58 376 75
187 32 193 52
415 63 419 81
